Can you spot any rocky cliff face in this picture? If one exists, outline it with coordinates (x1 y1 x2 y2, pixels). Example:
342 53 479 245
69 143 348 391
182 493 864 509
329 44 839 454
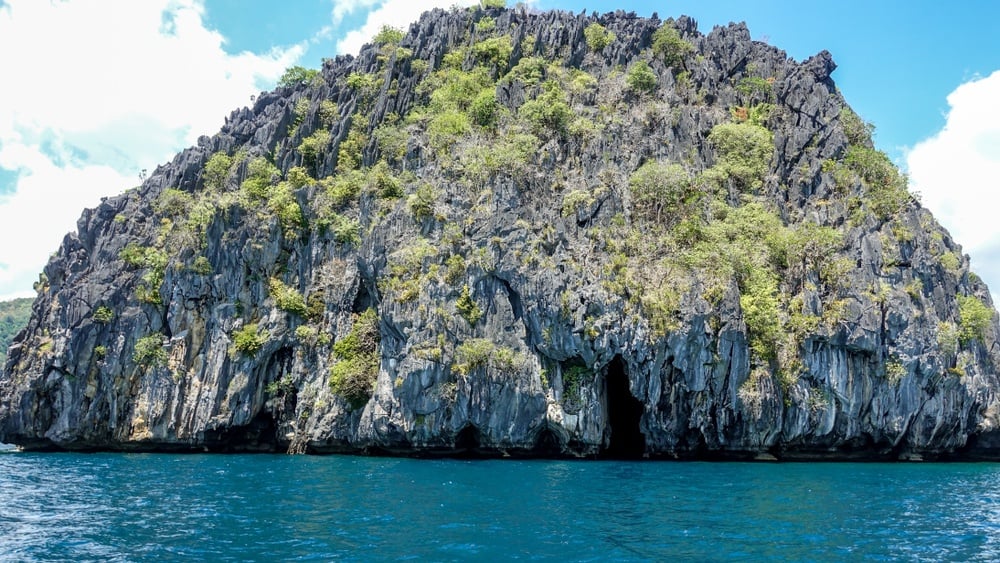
3 6 1000 459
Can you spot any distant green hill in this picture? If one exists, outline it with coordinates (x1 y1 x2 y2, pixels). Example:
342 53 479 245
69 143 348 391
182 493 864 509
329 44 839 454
0 298 33 365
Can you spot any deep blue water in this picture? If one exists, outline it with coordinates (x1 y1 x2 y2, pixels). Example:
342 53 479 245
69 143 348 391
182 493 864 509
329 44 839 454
1 449 999 561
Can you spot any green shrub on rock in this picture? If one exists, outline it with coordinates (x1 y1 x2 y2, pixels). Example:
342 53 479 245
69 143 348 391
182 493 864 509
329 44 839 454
739 267 783 361
154 188 193 217
330 309 380 408
456 284 483 325
203 152 234 191
269 278 308 317
93 306 114 324
299 129 331 167
373 25 404 46
453 338 495 376
626 61 657 94
629 161 690 222
332 215 361 246
277 66 319 88
651 24 693 68
958 294 992 345
189 256 213 275
232 323 268 356
707 122 774 191
408 183 438 222
469 88 500 128
584 22 616 52
472 35 513 71
519 81 573 137
134 334 166 367
241 157 280 200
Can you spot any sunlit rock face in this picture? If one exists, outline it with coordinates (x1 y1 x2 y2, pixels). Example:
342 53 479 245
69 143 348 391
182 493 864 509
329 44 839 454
3 6 999 460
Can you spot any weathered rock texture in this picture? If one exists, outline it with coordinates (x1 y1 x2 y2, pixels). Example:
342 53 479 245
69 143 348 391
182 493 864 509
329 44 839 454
3 6 1000 459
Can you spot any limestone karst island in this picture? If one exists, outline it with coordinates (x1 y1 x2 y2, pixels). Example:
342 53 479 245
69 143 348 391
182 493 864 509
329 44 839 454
2 5 999 460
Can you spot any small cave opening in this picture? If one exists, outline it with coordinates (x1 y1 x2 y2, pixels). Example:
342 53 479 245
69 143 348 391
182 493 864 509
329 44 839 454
352 281 376 314
454 424 481 457
205 410 279 452
532 427 564 457
600 355 646 459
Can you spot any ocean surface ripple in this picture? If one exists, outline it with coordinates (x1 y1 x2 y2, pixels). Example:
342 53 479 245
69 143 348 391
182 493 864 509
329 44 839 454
1 451 998 561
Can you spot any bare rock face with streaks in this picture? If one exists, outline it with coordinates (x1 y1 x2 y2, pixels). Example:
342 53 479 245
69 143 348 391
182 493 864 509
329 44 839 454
3 6 1000 459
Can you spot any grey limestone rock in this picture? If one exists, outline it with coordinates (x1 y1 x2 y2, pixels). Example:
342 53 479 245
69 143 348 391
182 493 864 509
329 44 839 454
2 6 999 460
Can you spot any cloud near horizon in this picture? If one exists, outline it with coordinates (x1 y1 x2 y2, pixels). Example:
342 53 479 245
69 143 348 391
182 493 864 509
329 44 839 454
907 69 1000 302
0 0 303 300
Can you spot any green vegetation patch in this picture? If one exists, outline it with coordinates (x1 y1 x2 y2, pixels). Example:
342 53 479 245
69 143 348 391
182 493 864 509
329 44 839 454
459 132 540 182
232 323 268 357
958 294 992 345
373 25 404 46
134 333 167 367
651 23 693 68
561 364 592 409
408 183 438 222
453 338 524 377
839 107 874 146
519 81 573 137
735 76 773 104
239 156 305 237
203 151 235 191
298 129 331 167
119 244 168 305
269 278 308 317
472 35 513 71
843 146 909 219
330 309 381 408
241 157 280 200
707 122 774 191
626 61 657 94
277 66 320 88
629 161 692 223
154 188 193 217
584 22 615 52
456 284 483 325
92 306 114 324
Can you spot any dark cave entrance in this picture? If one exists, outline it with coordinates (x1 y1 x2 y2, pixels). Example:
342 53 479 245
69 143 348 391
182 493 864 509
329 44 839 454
454 424 481 457
205 410 279 452
532 427 564 457
353 280 376 313
601 355 646 459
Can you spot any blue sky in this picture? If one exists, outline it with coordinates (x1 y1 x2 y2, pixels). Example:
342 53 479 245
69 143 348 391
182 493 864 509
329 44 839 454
0 0 998 301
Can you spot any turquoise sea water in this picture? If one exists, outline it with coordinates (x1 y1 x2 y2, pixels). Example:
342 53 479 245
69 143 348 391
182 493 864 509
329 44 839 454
1 449 999 561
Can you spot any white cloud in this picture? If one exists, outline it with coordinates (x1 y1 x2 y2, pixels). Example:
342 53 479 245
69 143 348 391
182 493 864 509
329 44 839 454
0 0 305 299
0 145 130 301
335 0 479 55
0 0 301 139
907 69 1000 302
332 0 382 26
